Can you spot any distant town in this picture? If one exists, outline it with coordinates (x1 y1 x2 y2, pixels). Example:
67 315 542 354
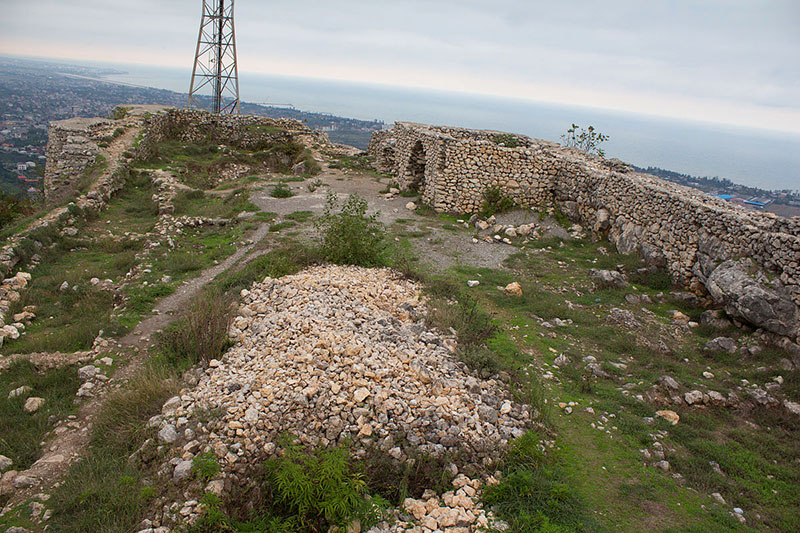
1 56 798 217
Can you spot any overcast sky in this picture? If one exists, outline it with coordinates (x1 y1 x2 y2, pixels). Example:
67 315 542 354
2 0 799 133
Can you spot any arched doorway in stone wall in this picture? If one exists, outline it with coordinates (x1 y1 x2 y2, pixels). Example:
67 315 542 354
380 145 396 171
407 141 426 191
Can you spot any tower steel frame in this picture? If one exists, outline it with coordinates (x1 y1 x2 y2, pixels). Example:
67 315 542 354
188 0 240 114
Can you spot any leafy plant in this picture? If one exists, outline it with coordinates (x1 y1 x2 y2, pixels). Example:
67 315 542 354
492 133 520 148
264 438 388 532
192 452 221 482
314 191 388 267
480 185 515 217
561 124 609 157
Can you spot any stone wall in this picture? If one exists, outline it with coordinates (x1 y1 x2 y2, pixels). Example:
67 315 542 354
369 122 800 340
43 117 113 205
135 108 319 161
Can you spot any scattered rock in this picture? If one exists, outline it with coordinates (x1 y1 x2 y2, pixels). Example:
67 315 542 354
659 375 680 390
705 337 737 354
158 424 178 444
0 455 12 472
405 201 417 211
8 386 32 400
173 460 193 481
655 410 680 425
467 280 480 288
684 390 703 405
503 282 523 296
23 397 46 414
78 365 100 381
589 269 628 289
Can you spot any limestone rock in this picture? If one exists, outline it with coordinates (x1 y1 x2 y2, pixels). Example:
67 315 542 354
655 410 680 425
706 259 799 338
23 397 46 413
589 269 628 289
705 337 737 354
503 282 523 296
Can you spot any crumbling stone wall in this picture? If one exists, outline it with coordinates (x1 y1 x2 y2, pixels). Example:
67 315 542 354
135 108 320 161
43 117 112 205
369 123 800 339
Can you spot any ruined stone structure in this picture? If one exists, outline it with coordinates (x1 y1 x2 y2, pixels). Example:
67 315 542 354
135 108 320 161
369 123 800 340
43 117 113 205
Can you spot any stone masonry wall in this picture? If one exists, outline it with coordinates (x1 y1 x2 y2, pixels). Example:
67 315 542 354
136 108 319 161
44 117 113 205
369 122 800 339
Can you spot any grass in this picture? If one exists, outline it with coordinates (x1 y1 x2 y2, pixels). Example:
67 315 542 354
47 363 179 533
270 182 294 198
0 361 80 470
1 173 159 354
172 188 259 219
136 138 307 189
156 289 234 369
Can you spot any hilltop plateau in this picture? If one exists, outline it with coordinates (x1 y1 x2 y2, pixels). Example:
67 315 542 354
0 106 798 533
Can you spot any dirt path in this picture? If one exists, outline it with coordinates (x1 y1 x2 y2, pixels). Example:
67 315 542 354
252 161 521 271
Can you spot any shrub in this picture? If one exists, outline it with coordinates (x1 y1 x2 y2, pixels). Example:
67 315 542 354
156 289 234 368
480 186 515 217
561 124 608 157
192 452 221 482
492 133 520 148
271 182 294 198
263 438 388 531
314 191 388 267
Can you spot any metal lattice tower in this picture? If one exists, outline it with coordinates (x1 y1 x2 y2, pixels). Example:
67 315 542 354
188 0 240 114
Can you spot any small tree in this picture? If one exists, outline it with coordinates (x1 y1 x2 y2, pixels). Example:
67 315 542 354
561 124 608 157
314 191 387 267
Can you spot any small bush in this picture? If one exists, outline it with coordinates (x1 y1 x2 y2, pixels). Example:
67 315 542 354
480 186 515 217
314 191 388 267
630 268 673 291
156 289 234 368
263 438 388 531
492 133 520 148
192 452 221 482
271 182 294 198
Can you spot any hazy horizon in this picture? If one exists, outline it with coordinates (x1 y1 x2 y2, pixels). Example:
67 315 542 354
2 0 799 134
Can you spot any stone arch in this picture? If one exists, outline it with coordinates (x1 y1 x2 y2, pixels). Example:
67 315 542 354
380 145 396 171
407 140 427 191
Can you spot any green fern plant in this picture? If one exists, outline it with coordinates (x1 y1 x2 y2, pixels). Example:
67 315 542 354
192 452 221 482
265 437 388 531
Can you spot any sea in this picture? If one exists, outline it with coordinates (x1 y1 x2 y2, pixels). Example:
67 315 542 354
95 62 800 192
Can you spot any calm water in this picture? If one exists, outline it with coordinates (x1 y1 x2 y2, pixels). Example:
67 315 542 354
101 63 800 192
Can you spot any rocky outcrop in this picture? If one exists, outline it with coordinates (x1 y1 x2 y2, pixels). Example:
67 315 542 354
706 259 799 338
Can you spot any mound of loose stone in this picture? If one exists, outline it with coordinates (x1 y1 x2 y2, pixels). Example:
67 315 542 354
170 265 528 459
146 265 530 530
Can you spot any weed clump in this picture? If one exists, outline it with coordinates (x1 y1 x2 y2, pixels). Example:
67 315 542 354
479 185 515 218
314 191 388 267
271 182 294 198
156 289 234 368
492 133 520 148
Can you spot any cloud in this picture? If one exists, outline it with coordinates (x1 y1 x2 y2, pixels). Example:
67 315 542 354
1 0 798 131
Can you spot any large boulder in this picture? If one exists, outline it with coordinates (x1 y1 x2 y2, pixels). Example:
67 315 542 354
706 259 799 338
